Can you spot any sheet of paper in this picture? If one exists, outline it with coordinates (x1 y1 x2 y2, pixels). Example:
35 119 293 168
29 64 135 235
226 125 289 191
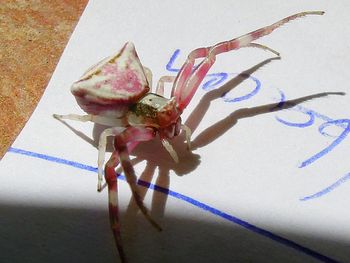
1 1 349 262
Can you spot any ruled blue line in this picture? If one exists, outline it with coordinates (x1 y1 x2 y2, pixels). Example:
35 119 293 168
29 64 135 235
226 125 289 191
7 146 339 262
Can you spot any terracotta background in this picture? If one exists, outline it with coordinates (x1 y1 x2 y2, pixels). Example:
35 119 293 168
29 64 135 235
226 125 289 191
0 1 88 158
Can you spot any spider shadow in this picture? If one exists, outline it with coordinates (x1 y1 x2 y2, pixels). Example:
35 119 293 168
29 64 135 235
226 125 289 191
57 57 345 232
124 59 344 229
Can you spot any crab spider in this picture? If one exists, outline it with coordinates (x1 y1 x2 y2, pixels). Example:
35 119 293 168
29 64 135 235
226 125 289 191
54 11 324 262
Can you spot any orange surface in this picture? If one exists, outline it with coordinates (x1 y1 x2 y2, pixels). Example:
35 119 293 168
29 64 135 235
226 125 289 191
0 1 88 158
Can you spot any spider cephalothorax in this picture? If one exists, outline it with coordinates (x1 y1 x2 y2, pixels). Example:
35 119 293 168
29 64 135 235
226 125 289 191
128 94 180 129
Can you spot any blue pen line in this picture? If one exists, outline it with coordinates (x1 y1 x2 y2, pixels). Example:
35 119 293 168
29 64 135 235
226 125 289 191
276 113 315 128
300 172 350 201
7 147 127 181
274 89 343 129
273 89 350 170
8 147 338 263
299 119 350 168
8 148 99 173
221 73 261 103
166 49 181 72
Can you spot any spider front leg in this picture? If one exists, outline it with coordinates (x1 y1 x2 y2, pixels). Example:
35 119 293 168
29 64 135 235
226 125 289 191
172 44 278 110
104 150 126 261
97 127 127 191
173 11 323 111
143 66 153 88
104 126 162 262
155 76 176 96
114 127 162 230
53 113 126 127
244 43 280 57
53 114 127 191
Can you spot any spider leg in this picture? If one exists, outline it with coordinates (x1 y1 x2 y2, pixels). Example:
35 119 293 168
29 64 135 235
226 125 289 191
114 126 162 231
97 127 126 191
170 42 278 101
143 66 153 88
104 150 126 262
53 113 126 127
160 138 179 163
244 42 280 57
181 124 192 150
173 11 324 111
155 76 176 96
104 140 147 263
104 126 160 262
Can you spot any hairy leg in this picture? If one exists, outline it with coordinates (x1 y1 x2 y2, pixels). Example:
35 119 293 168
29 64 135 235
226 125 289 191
155 75 176 96
105 126 161 261
53 113 126 127
173 11 323 110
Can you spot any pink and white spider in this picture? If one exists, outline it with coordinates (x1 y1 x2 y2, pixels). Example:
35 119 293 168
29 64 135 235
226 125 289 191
54 11 324 262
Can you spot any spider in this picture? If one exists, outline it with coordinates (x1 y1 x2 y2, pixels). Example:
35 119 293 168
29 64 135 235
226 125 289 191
54 11 324 262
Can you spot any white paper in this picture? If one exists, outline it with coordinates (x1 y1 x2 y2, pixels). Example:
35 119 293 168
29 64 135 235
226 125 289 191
1 1 350 262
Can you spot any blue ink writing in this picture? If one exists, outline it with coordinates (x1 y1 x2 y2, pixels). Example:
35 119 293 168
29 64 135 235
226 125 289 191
221 73 261 103
202 72 228 91
300 119 350 168
166 49 181 72
300 172 350 201
274 90 350 168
